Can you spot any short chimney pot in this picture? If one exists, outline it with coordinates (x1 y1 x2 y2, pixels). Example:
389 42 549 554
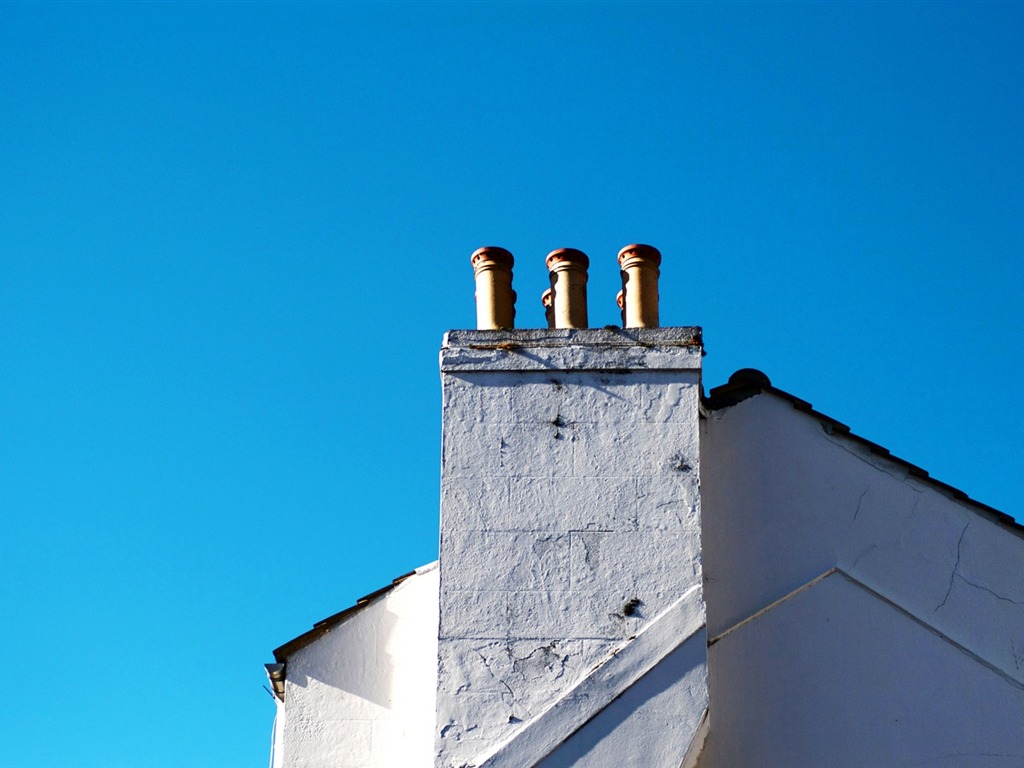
545 247 590 329
471 246 516 329
618 243 661 328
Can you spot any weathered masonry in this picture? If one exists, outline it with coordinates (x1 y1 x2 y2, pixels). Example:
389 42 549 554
267 245 1024 768
437 327 706 767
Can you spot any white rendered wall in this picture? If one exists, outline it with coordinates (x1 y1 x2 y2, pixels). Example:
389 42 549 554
700 394 1024 764
697 570 1024 766
279 564 440 768
437 328 705 768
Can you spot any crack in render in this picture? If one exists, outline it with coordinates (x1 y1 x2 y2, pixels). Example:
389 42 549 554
655 499 687 526
474 649 515 704
509 643 570 684
934 522 1024 611
853 487 868 521
935 523 969 613
895 492 924 548
956 573 1024 607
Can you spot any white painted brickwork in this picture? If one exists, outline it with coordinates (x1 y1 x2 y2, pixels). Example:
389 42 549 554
436 329 705 768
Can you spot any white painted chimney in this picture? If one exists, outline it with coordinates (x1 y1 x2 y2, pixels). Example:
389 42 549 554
436 325 706 767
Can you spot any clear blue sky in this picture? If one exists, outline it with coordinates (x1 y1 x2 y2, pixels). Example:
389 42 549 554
2 2 1021 765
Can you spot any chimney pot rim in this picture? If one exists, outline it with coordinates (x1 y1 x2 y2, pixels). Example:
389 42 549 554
471 246 514 268
545 248 590 269
617 243 662 267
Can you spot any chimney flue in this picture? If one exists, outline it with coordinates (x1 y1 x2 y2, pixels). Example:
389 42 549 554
541 288 555 329
471 246 516 330
617 244 661 328
545 248 590 329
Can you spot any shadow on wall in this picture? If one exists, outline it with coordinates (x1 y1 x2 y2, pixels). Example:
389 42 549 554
536 629 708 768
289 598 403 710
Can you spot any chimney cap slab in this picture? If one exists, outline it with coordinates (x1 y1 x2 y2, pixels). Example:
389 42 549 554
441 327 702 373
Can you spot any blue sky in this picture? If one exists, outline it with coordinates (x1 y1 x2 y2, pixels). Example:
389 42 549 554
2 2 1022 765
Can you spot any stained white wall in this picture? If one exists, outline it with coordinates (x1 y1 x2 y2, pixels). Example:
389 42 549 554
278 564 440 768
700 393 1024 765
437 328 706 768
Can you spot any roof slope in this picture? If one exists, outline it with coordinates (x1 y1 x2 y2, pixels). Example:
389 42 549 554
272 562 437 663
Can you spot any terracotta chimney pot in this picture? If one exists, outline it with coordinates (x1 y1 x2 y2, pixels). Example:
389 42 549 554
617 244 661 328
545 248 590 329
471 246 516 329
541 288 555 329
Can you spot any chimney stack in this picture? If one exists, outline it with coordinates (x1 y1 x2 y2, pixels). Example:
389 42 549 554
471 247 516 330
618 244 661 328
545 248 590 329
437 325 705 766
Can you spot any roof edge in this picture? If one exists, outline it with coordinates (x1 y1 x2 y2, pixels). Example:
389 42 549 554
704 369 1020 536
271 561 438 663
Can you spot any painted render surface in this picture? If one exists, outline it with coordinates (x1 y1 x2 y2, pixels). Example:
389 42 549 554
479 584 707 768
535 627 709 768
697 570 1024 767
699 393 1024 765
437 328 707 768
276 564 439 768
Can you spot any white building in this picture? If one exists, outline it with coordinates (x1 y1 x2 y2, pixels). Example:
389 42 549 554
266 249 1024 768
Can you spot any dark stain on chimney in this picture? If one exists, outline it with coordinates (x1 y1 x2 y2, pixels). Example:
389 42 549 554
622 598 642 617
671 453 693 473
